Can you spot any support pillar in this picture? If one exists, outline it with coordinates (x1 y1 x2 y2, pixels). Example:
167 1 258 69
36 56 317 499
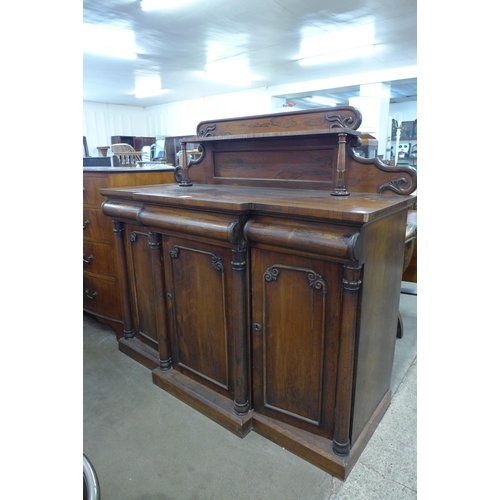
349 83 391 159
332 264 362 457
113 221 134 340
148 232 172 370
231 248 250 416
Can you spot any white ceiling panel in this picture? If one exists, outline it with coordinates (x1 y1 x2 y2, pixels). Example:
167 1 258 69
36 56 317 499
83 0 417 107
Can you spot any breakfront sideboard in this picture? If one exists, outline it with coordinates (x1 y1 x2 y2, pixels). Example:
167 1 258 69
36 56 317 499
83 166 175 338
100 107 417 479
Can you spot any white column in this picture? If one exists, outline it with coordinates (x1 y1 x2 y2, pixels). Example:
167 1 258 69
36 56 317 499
349 83 391 158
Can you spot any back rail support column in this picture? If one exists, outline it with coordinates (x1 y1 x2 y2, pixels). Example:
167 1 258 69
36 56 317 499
331 132 350 197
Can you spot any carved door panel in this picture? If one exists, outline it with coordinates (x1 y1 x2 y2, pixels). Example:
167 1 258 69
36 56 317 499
163 236 235 399
251 248 342 439
125 226 159 350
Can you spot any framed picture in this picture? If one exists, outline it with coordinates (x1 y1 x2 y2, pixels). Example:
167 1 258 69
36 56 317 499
391 119 417 140
400 121 416 140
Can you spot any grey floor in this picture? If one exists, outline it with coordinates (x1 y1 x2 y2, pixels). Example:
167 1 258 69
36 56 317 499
83 282 417 500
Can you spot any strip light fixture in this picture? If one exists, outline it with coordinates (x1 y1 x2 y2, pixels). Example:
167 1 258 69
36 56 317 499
298 45 376 66
141 0 196 10
83 23 137 59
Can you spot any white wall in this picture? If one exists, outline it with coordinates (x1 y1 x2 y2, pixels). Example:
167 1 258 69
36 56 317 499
83 102 150 157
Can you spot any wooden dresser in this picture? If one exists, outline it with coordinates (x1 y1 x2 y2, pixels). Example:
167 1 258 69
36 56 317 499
83 166 174 338
99 107 416 479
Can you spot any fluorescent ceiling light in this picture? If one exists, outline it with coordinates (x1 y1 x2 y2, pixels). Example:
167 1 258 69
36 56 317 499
85 46 137 60
202 59 254 86
83 23 137 59
141 0 196 11
299 45 376 66
203 71 252 86
135 89 170 98
134 74 169 98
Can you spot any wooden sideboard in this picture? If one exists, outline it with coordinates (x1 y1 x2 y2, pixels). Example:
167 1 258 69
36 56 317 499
83 166 175 338
99 107 417 479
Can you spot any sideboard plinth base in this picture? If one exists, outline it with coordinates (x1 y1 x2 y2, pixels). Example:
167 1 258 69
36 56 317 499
152 367 253 438
119 337 159 370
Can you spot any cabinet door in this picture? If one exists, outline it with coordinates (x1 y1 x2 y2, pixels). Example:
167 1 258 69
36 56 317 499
125 226 159 351
251 248 342 439
163 236 236 399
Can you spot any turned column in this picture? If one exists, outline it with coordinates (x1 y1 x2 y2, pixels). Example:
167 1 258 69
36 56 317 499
175 142 193 186
112 221 134 339
332 264 362 456
231 247 250 416
148 232 172 370
331 131 350 197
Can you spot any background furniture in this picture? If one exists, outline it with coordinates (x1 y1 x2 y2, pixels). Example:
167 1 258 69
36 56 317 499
96 146 110 157
111 135 155 151
83 166 175 338
83 157 113 167
151 135 201 165
353 133 378 158
100 107 416 479
110 143 143 166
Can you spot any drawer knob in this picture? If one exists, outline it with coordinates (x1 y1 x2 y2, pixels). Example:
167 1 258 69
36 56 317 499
83 254 94 265
85 289 97 300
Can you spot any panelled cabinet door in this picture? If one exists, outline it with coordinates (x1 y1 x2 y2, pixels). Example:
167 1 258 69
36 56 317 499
125 225 160 351
251 248 342 440
162 236 236 400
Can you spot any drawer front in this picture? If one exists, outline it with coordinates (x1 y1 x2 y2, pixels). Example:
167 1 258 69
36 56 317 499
83 207 115 242
83 275 122 320
83 174 109 205
83 240 117 277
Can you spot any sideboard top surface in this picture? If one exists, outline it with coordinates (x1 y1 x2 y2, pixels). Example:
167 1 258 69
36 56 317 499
101 184 415 224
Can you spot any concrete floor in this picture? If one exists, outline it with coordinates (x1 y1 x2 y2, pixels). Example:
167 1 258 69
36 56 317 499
83 283 416 500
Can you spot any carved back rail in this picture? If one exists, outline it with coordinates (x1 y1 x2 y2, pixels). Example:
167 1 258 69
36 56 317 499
196 106 363 136
178 107 416 196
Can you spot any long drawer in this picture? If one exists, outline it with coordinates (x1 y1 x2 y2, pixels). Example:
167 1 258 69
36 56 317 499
83 240 117 277
83 274 122 320
83 207 115 242
83 174 109 205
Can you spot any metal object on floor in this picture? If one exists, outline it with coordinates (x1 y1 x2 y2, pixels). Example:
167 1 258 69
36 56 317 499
83 454 100 500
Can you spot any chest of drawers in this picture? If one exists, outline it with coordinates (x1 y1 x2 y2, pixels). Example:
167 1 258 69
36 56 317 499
83 166 175 338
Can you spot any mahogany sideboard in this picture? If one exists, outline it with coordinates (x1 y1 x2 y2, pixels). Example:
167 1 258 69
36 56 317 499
83 166 174 338
99 107 417 479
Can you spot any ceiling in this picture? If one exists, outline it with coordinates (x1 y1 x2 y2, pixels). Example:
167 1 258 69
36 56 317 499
83 0 417 108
